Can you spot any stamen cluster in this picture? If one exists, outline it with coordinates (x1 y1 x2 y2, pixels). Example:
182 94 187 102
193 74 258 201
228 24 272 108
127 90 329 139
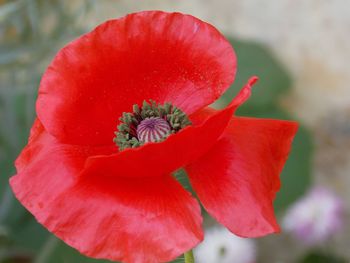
114 100 191 150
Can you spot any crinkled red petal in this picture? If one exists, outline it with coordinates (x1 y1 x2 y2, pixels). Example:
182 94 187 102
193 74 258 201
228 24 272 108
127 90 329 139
36 11 236 145
186 116 298 237
82 77 257 178
82 105 232 178
10 121 203 262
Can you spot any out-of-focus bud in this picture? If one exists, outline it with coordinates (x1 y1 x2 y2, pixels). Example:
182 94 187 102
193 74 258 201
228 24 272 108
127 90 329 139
283 186 344 245
194 227 256 263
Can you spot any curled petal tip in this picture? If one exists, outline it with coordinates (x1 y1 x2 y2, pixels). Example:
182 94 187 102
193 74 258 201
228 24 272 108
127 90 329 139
249 76 259 86
229 76 259 108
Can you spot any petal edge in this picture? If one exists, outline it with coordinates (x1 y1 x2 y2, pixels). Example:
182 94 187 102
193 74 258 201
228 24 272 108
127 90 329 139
186 116 298 237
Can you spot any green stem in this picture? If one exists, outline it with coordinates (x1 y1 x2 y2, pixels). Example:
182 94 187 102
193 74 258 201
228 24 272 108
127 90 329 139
0 186 13 223
34 235 59 263
184 250 195 263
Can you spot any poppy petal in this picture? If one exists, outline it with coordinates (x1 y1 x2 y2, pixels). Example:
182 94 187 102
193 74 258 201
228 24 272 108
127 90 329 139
10 122 203 262
186 116 298 237
82 77 258 178
82 105 233 178
14 118 45 173
36 11 236 145
189 76 258 125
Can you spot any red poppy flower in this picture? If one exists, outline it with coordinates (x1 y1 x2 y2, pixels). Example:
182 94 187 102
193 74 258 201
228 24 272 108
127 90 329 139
10 11 298 263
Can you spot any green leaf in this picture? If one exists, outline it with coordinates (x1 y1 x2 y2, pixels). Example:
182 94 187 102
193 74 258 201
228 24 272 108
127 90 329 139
7 208 49 252
299 251 347 263
216 38 291 111
276 122 313 211
47 239 112 263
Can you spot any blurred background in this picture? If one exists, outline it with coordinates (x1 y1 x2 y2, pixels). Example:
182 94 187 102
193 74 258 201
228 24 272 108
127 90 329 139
0 0 349 262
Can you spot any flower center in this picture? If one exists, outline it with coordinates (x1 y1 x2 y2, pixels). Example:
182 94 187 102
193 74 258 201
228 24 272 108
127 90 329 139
137 117 171 143
114 100 191 151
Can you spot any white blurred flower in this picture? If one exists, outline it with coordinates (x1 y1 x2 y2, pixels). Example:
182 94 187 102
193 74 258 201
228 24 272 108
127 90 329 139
194 227 256 263
283 186 344 245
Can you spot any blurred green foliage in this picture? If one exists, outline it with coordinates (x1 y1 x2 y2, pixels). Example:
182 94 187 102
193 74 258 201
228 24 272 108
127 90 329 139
0 1 98 262
299 251 347 263
217 39 292 111
0 1 313 263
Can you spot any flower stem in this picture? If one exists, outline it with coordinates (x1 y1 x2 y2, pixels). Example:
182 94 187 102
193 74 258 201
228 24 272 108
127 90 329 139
0 186 14 223
34 235 59 263
184 250 195 263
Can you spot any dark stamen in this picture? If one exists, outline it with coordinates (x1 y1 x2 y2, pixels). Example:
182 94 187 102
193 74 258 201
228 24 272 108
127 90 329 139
114 100 191 151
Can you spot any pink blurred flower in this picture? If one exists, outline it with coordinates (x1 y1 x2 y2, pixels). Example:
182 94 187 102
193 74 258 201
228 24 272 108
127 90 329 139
194 227 256 263
283 186 344 245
